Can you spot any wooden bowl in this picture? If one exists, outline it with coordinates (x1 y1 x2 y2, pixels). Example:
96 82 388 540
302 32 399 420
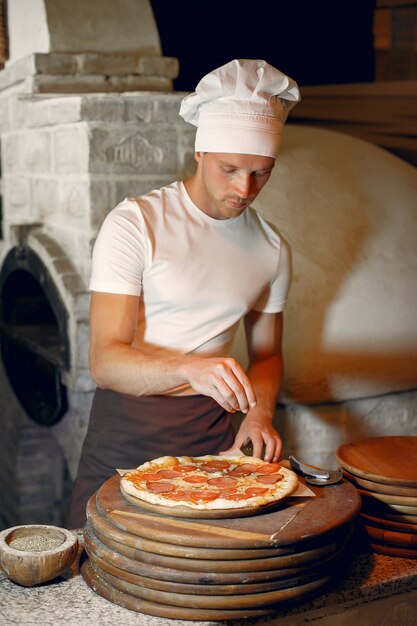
0 524 78 587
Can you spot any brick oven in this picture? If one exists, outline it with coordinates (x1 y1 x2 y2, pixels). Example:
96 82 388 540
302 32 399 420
0 0 194 528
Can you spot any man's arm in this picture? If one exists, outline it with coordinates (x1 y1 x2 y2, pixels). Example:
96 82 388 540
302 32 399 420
220 310 284 462
89 291 257 414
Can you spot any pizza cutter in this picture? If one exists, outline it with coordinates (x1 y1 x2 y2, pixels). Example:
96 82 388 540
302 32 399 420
289 455 344 486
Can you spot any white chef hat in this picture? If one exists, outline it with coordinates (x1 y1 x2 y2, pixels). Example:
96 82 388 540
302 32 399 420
179 59 300 158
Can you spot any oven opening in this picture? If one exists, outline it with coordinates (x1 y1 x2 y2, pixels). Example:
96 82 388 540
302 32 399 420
0 246 69 426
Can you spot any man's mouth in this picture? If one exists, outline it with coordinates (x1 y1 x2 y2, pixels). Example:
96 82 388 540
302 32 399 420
228 198 248 209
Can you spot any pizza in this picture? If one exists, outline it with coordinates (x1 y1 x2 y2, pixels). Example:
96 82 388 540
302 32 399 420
120 455 299 510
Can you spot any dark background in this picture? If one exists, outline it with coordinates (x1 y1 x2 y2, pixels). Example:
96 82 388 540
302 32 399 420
150 0 377 90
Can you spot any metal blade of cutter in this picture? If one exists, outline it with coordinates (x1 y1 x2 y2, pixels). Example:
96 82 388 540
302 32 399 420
289 455 343 486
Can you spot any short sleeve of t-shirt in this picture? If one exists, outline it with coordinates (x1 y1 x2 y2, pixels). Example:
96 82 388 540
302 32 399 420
252 231 292 314
89 198 147 296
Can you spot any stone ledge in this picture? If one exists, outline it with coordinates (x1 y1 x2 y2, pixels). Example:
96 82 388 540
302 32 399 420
0 52 179 92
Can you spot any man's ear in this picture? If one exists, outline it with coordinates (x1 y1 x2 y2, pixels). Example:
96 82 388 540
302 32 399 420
194 151 204 164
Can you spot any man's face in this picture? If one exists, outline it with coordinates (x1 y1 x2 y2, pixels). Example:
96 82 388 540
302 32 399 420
193 152 275 220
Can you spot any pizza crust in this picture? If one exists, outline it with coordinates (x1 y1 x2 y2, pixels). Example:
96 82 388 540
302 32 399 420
120 455 299 511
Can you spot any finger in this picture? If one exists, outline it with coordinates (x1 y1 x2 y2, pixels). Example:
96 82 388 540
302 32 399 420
250 435 265 460
208 385 238 413
263 437 279 463
213 377 244 412
228 362 257 410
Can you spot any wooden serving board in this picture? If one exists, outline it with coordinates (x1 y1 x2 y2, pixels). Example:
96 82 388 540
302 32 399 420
81 559 279 621
360 493 417 516
368 543 417 559
82 558 331 619
95 474 360 550
360 512 417 534
363 524 417 549
85 520 350 578
343 470 417 497
336 436 417 486
84 523 348 586
356 487 417 508
89 548 332 596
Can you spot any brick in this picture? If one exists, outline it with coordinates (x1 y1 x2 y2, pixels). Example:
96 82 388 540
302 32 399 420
34 52 78 75
33 178 60 219
22 129 52 173
80 96 125 124
0 94 10 132
88 178 114 230
61 271 86 296
61 180 90 222
122 93 184 124
1 132 21 172
2 176 32 219
52 125 89 174
107 75 172 92
136 56 179 79
31 74 172 94
78 53 137 76
28 230 66 260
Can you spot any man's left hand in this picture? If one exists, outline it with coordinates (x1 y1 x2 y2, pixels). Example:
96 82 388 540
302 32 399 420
219 415 283 463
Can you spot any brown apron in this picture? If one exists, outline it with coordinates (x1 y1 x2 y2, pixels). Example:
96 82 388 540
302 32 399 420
67 389 234 528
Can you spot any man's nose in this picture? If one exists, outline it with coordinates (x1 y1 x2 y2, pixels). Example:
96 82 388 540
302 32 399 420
235 174 251 198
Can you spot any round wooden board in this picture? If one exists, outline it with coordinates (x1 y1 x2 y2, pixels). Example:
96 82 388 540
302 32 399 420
383 511 417 524
360 512 417 534
363 523 417 548
336 436 417 487
368 543 417 559
120 482 294 519
95 474 361 550
343 470 417 497
87 494 282 560
360 493 417 516
89 547 332 596
82 558 331 615
84 521 350 579
81 559 277 621
356 487 417 507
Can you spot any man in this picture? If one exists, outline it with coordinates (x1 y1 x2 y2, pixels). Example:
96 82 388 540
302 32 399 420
67 59 300 528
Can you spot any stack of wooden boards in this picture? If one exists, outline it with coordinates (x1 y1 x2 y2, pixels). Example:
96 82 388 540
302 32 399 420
336 436 417 559
81 472 360 620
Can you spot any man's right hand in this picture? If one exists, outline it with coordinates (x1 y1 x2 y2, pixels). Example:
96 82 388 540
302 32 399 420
181 356 257 413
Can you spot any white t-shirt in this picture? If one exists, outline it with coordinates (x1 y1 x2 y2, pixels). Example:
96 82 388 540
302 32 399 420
90 181 291 359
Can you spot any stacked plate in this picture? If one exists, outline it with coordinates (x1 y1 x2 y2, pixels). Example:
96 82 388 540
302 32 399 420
336 436 417 558
81 472 360 620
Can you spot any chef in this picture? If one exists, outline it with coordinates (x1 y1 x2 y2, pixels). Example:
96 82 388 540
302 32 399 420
67 59 300 528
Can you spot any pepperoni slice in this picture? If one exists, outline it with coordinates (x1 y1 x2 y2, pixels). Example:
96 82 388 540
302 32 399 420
134 472 164 482
188 490 221 503
146 481 174 493
156 469 183 479
198 460 231 473
183 475 208 484
228 463 259 476
255 474 283 485
245 487 269 497
163 490 187 500
207 477 237 487
225 493 251 501
257 463 282 475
